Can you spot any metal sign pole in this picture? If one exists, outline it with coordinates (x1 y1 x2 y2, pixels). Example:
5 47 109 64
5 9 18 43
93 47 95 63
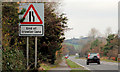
35 36 37 68
27 37 29 69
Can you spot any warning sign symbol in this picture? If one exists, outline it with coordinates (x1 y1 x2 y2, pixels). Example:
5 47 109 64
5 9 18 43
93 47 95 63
20 4 43 24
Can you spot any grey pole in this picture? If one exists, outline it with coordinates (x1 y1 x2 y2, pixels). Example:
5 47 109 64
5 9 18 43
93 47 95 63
35 37 37 68
27 37 29 69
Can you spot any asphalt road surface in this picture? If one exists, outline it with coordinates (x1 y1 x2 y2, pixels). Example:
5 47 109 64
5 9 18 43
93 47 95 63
69 56 119 72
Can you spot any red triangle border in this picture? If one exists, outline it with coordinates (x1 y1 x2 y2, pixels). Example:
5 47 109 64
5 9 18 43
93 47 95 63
20 4 43 24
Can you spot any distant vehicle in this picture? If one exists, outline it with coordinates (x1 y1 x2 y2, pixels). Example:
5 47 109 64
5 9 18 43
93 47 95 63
75 53 79 57
65 54 69 59
86 53 100 65
76 53 78 56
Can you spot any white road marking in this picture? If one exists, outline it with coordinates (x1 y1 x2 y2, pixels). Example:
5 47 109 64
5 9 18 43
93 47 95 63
68 58 91 70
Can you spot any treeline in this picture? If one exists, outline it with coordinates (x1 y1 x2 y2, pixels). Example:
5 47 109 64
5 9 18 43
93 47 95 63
62 44 76 56
80 28 118 61
2 2 67 70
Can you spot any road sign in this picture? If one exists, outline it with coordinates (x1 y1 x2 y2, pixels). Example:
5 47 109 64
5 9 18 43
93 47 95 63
20 25 43 35
19 3 44 36
19 3 44 68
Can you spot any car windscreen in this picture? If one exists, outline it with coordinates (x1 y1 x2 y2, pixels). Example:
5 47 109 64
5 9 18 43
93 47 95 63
89 53 98 58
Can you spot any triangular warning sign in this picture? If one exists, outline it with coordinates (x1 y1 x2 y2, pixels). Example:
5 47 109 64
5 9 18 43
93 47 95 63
20 4 43 24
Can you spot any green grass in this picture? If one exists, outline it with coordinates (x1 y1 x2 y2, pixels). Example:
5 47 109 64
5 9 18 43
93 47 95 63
75 57 80 59
66 59 91 72
70 55 75 56
66 59 83 68
101 59 119 63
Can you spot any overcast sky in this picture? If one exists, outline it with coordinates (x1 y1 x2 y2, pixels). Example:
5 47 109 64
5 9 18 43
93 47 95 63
61 0 119 39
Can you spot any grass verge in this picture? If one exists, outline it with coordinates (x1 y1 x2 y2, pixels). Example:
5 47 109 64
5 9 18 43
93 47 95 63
66 59 83 68
75 57 80 59
70 55 75 56
100 59 119 63
66 59 90 72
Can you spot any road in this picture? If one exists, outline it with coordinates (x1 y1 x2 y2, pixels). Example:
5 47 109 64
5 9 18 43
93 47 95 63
69 56 119 72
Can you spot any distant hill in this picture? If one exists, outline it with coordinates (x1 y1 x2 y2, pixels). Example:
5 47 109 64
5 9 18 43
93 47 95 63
64 38 80 45
63 37 90 51
63 37 106 51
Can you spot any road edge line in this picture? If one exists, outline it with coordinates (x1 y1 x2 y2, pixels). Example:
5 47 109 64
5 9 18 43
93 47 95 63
68 59 91 70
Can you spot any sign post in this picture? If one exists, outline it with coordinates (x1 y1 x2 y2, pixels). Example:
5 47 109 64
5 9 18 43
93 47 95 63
35 37 37 68
19 3 44 68
27 37 29 68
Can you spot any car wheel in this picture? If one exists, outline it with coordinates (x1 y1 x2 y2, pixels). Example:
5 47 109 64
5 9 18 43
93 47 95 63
87 62 89 65
97 61 100 64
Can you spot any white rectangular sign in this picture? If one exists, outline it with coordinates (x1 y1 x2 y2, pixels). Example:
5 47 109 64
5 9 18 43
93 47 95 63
20 25 44 36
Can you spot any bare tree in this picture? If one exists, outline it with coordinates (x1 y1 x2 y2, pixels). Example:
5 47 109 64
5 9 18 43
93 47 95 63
105 27 112 37
88 28 99 38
